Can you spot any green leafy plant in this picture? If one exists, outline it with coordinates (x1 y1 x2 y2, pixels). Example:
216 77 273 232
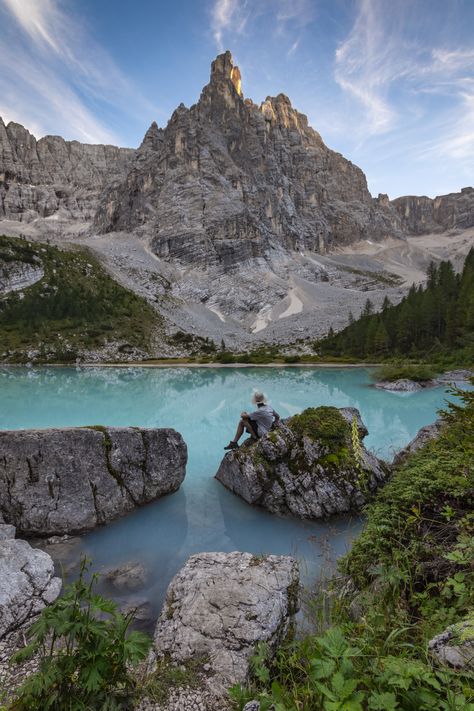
10 559 151 711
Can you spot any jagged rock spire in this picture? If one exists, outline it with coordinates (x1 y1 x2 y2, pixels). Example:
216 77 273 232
210 50 242 97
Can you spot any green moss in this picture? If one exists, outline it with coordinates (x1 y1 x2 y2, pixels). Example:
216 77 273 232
449 616 474 645
0 234 163 362
289 406 350 451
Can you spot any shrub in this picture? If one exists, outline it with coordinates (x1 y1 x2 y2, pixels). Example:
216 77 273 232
375 362 437 382
11 559 151 711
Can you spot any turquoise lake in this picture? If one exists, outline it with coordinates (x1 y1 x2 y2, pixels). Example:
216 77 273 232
0 365 460 618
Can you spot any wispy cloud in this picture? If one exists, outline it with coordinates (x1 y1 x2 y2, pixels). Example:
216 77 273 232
210 0 314 56
211 0 248 52
0 0 155 144
335 0 474 161
334 0 412 135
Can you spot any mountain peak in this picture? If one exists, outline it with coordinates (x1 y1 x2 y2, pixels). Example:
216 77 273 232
210 50 242 97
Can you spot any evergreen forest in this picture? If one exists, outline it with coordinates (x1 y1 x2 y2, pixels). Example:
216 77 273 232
319 248 474 365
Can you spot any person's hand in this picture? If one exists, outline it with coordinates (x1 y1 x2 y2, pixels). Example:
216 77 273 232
241 411 248 418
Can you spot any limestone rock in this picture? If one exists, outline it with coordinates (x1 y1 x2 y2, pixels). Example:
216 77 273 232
393 419 444 466
393 187 474 235
435 369 474 383
0 426 187 535
94 51 402 266
429 617 474 669
215 407 387 519
0 117 132 222
150 551 299 688
0 523 16 541
0 536 61 638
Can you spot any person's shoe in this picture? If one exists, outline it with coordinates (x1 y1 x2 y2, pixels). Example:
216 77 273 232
224 441 239 450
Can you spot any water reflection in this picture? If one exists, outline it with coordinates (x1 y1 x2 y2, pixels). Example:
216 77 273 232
0 365 464 616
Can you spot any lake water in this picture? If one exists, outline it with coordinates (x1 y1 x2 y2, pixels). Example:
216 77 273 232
0 365 459 620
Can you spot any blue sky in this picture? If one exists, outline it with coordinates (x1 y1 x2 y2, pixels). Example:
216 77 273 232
0 0 473 199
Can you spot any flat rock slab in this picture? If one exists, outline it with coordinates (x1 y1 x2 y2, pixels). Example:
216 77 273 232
151 551 299 688
0 427 187 535
0 534 61 639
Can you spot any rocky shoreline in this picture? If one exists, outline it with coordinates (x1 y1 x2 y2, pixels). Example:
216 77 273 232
0 409 467 708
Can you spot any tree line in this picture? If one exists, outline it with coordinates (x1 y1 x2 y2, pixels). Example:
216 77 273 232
319 248 474 361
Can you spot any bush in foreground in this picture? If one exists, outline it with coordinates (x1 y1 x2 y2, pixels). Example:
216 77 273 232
10 560 150 711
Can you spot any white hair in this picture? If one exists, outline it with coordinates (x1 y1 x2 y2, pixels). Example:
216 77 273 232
251 390 268 405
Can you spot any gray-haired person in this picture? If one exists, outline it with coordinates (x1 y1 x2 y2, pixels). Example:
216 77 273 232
224 391 280 450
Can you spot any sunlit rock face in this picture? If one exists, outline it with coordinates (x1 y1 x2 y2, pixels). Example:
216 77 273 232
94 51 403 270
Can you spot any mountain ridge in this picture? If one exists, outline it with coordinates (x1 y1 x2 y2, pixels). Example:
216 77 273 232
1 51 473 349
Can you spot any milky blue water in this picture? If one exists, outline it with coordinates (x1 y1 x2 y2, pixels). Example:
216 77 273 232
0 366 459 617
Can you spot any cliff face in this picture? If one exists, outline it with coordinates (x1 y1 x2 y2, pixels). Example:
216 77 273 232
393 188 474 235
0 118 133 222
94 51 401 268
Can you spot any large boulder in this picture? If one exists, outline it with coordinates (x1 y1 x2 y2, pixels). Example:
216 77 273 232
0 525 61 639
0 426 187 536
215 407 387 519
150 551 299 688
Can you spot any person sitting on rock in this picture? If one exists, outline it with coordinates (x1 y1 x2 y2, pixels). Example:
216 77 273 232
224 391 280 450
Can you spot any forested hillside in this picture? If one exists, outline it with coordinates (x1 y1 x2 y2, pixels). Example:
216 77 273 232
319 248 474 364
0 235 162 362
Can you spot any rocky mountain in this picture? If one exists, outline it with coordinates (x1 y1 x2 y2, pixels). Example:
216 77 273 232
393 188 474 235
0 51 473 349
0 119 132 222
94 51 402 269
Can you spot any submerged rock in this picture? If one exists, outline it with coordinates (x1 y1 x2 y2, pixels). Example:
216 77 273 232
429 617 474 670
374 378 435 392
215 407 387 519
150 551 299 688
105 561 148 591
393 419 444 466
0 426 187 536
0 526 61 639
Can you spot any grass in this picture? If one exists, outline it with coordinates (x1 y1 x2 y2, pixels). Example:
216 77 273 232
0 235 163 362
141 657 207 705
230 382 474 710
374 362 438 382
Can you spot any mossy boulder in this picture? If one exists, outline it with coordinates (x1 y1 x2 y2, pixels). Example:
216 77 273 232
429 616 474 670
215 407 388 519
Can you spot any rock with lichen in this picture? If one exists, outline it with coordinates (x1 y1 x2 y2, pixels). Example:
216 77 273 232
429 616 474 670
0 524 61 639
215 406 388 519
150 551 299 689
